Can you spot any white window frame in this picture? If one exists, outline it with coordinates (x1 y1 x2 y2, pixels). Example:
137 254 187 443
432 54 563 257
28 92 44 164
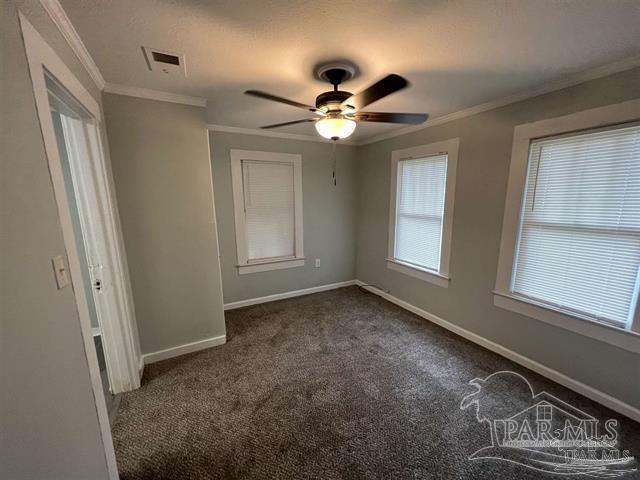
387 138 459 288
495 99 640 353
230 149 304 274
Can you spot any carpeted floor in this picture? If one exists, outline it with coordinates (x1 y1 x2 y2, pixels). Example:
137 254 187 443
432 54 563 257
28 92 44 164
112 286 640 479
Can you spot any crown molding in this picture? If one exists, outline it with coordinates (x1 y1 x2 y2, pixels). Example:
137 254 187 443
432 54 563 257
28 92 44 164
358 55 640 146
39 0 105 90
104 83 207 107
207 124 358 145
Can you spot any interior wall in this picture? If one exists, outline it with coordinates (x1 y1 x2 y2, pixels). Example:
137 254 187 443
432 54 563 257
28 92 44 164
104 94 226 355
1 1 111 479
355 67 640 410
209 132 358 304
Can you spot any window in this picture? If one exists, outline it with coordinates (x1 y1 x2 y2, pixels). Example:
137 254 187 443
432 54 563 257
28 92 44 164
495 99 640 352
395 155 447 270
387 139 459 287
230 150 303 274
514 125 640 327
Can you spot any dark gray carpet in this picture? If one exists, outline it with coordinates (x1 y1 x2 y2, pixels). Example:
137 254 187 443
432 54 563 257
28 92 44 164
113 286 640 479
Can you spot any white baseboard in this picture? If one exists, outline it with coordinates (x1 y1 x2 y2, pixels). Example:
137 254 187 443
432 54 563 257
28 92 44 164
355 281 640 423
224 280 357 310
142 335 227 365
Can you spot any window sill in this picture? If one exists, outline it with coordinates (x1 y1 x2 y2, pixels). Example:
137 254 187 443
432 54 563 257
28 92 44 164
493 291 640 353
237 258 305 275
386 258 449 288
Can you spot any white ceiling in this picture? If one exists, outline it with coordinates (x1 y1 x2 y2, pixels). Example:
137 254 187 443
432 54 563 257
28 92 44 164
61 0 640 142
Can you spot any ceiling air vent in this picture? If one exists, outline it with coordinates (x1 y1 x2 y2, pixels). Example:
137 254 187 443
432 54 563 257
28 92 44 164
142 46 186 76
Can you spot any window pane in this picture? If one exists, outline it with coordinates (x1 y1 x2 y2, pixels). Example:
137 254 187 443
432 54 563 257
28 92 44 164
514 224 640 324
525 129 640 229
394 155 447 270
396 215 442 270
242 160 294 261
513 124 640 326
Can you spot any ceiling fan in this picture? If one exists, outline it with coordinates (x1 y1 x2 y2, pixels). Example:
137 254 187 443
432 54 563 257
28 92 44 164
244 64 428 141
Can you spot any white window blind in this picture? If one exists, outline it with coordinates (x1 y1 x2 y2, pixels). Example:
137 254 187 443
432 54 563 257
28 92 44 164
242 160 295 262
512 124 640 327
394 154 448 271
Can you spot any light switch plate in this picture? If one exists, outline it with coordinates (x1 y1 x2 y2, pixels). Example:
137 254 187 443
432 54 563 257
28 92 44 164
52 255 70 289
315 258 321 268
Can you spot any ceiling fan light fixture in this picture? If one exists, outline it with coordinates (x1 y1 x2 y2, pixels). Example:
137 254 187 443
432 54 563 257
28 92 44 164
246 68 427 139
315 115 356 140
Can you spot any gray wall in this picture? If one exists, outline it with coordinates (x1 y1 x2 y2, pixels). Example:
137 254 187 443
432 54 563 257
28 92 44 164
355 67 640 409
210 132 357 304
1 1 111 478
104 94 226 355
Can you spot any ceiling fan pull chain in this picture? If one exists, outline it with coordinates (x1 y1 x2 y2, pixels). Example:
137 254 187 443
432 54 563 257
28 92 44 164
332 140 337 187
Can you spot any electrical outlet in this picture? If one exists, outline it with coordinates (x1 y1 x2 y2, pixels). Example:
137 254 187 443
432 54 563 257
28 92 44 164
52 255 70 289
315 258 321 268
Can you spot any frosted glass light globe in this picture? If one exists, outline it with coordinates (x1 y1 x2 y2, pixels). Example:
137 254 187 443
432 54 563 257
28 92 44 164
315 116 356 140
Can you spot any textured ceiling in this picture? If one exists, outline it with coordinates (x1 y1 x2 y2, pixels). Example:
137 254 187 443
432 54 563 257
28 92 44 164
61 0 640 142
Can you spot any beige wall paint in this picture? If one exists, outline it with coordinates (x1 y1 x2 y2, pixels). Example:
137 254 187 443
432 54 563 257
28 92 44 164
104 94 226 355
209 132 357 303
1 1 111 478
355 67 640 409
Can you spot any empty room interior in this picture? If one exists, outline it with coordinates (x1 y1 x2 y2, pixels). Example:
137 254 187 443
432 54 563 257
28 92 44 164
4 1 640 479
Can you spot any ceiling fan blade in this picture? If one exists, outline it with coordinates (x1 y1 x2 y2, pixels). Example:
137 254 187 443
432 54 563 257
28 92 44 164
354 112 428 124
341 74 409 111
245 90 318 113
260 118 317 129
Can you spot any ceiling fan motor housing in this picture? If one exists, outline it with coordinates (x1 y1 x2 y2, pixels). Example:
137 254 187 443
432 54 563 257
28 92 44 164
315 90 353 111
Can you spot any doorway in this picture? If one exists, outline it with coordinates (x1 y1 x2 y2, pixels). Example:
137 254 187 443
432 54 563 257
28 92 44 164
48 76 121 419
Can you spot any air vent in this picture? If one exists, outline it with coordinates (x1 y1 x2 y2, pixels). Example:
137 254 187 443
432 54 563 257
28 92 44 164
142 46 186 76
152 51 180 66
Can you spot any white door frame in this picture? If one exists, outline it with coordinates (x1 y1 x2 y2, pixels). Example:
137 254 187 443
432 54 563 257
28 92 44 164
19 12 141 479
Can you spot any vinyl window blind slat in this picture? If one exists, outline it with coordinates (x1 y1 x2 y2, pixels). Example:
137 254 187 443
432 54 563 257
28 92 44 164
512 124 640 327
